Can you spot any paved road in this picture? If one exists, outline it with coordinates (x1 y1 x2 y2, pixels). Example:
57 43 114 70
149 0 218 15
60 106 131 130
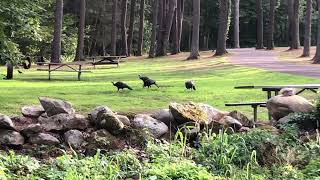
228 48 320 78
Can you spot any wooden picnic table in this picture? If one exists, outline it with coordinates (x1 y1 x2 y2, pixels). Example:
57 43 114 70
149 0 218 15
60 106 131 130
36 62 91 81
235 84 320 99
91 56 126 68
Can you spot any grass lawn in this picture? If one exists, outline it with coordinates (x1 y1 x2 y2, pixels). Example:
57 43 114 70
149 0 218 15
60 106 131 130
0 51 319 120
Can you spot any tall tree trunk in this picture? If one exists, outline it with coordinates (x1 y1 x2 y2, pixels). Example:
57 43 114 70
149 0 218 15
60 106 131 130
121 0 128 56
171 10 179 54
188 0 200 60
233 0 240 48
75 0 86 61
149 0 158 58
266 0 276 50
215 0 230 55
302 0 312 57
256 0 264 49
289 0 300 49
177 0 184 53
156 0 164 56
51 0 63 63
111 0 118 56
127 0 136 56
159 0 177 56
137 0 145 56
313 0 320 63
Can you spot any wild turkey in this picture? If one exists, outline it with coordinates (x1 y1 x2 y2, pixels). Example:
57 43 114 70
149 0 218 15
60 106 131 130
185 81 196 91
112 82 133 91
139 75 159 88
18 70 23 74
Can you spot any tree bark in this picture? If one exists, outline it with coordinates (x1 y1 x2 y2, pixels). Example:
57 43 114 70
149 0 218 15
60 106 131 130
121 0 128 56
188 0 200 60
302 0 312 57
171 9 179 54
156 0 164 56
266 0 276 50
159 0 177 56
215 0 230 55
111 0 118 56
313 0 320 63
289 0 300 49
233 0 240 48
149 0 158 58
75 0 86 61
137 0 145 56
256 0 264 49
127 0 136 56
177 0 184 53
51 0 63 63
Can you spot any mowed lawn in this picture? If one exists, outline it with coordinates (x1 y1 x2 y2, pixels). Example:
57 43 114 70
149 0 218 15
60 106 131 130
0 51 319 120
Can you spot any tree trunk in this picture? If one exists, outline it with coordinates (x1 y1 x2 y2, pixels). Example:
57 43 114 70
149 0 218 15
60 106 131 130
121 0 128 56
159 0 177 56
75 0 86 61
127 0 136 56
177 0 184 53
289 0 300 49
256 0 264 49
51 0 63 63
149 0 158 58
137 0 144 56
188 0 200 60
233 0 240 48
302 0 312 57
313 0 320 63
171 9 179 54
266 0 276 50
156 0 164 56
215 0 230 55
6 62 13 80
111 0 117 56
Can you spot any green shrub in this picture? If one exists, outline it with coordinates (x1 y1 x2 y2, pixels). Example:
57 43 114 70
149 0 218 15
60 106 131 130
301 156 320 178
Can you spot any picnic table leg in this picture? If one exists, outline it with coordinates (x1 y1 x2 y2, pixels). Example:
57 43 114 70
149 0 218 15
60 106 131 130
252 105 258 128
275 90 279 96
78 65 82 81
117 57 120 68
48 64 51 80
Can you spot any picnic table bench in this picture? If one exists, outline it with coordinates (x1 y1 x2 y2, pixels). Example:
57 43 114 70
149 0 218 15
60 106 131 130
36 62 91 81
225 102 266 127
91 56 126 68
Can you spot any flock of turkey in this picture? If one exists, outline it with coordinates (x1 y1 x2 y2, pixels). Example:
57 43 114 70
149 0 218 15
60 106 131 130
111 75 196 92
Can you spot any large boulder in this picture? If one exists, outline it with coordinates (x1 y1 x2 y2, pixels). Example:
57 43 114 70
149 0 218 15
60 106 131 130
229 110 253 127
97 112 124 134
64 130 84 148
39 97 75 117
21 105 45 118
169 102 226 125
267 95 314 120
151 109 175 127
90 106 113 125
21 123 43 137
29 133 60 145
0 130 24 145
39 113 88 131
132 114 169 138
209 116 242 133
0 114 14 130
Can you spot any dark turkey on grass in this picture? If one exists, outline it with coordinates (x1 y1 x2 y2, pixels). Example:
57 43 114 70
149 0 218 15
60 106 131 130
112 82 133 91
185 80 196 91
138 75 159 88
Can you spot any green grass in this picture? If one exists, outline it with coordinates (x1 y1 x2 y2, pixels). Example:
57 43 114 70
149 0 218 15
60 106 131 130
0 52 319 120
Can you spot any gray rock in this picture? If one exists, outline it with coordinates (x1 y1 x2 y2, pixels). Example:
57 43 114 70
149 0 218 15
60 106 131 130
21 105 45 118
90 106 113 125
277 116 290 125
229 111 253 127
39 113 88 131
98 112 124 134
0 114 14 130
116 115 131 126
0 130 24 145
169 102 225 125
90 129 117 146
132 114 169 138
21 123 43 137
64 130 84 148
209 116 242 133
39 97 75 117
29 133 60 145
151 109 175 127
267 95 314 120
